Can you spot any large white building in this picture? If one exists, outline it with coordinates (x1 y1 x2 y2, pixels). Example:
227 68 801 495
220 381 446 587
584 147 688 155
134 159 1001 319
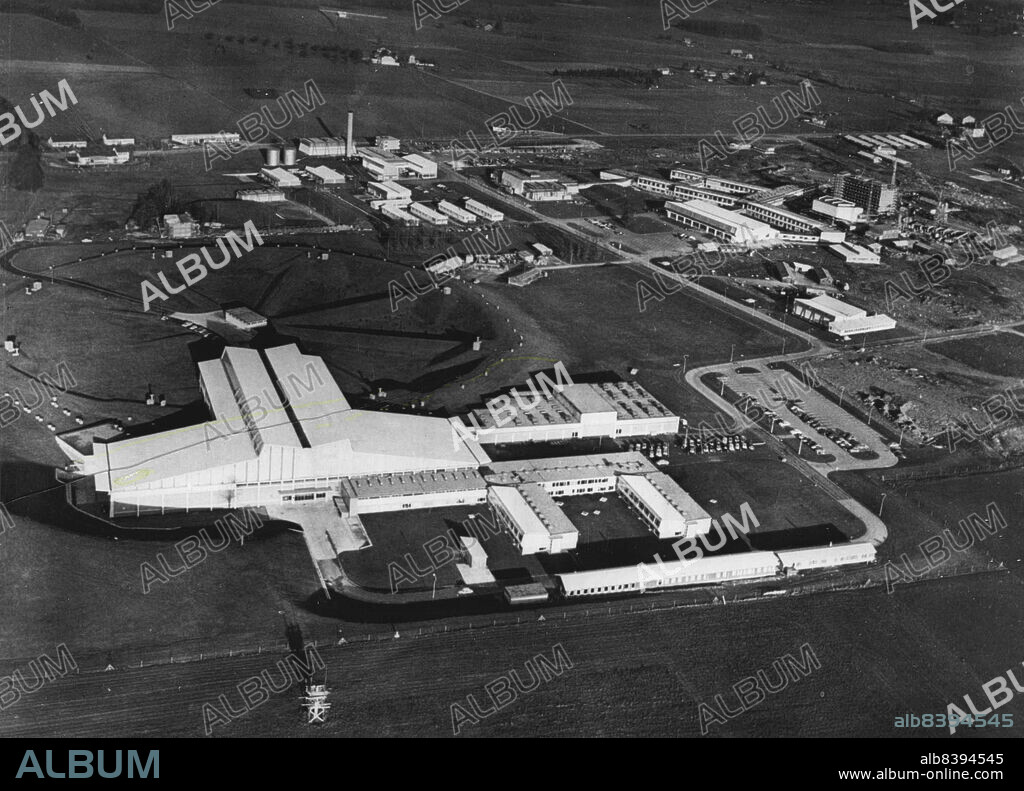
305 165 347 185
812 196 863 224
57 344 489 516
665 200 778 245
828 242 880 265
459 381 679 444
368 181 412 203
488 484 579 555
401 153 437 179
361 147 406 179
299 137 347 157
791 294 896 338
617 472 712 539
261 167 301 188
408 202 448 225
171 133 241 146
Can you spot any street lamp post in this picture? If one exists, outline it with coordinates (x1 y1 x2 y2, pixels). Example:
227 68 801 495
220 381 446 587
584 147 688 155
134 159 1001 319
878 493 888 517
729 344 736 364
839 386 845 407
682 354 689 374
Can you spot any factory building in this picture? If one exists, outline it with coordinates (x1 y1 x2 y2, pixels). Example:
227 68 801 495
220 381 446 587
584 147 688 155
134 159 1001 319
47 138 87 150
832 173 897 215
791 294 896 338
828 242 880 265
488 484 579 555
56 344 489 516
164 213 198 239
556 543 876 597
463 199 504 223
381 204 420 225
499 170 570 202
401 154 437 179
361 147 406 179
261 167 301 188
436 200 477 224
171 132 241 146
102 134 135 147
70 150 130 167
616 473 713 539
298 137 348 157
459 381 678 444
368 181 412 203
811 196 863 224
237 189 285 202
669 167 761 195
740 201 824 234
634 174 673 196
305 165 347 184
339 468 488 515
375 135 401 151
664 199 778 245
223 307 268 331
671 182 740 208
408 202 449 225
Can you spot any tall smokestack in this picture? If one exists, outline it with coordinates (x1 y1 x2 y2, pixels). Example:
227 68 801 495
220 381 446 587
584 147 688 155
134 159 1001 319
346 111 354 158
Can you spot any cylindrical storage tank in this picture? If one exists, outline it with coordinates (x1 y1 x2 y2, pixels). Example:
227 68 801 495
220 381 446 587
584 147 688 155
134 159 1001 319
263 147 281 167
282 146 297 166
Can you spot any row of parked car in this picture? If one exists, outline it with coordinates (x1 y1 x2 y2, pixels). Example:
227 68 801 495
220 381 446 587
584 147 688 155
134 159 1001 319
626 439 671 465
778 399 869 455
678 434 755 455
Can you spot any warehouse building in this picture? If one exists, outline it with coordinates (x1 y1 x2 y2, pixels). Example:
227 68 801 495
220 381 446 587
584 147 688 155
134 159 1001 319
791 294 896 338
408 202 449 225
298 137 347 157
368 181 412 203
237 189 286 202
261 167 301 187
665 199 779 245
401 153 437 179
464 198 504 223
56 344 490 515
339 468 488 515
436 200 477 224
487 483 579 555
305 165 347 184
171 132 241 146
223 307 268 331
828 242 880 265
102 134 135 147
375 135 401 151
811 196 863 224
48 137 87 150
459 381 679 444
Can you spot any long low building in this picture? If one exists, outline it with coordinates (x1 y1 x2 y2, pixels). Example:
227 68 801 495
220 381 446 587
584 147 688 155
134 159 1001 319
812 197 862 224
557 543 876 597
665 199 778 245
740 200 824 235
299 137 347 157
237 188 286 203
828 242 880 265
408 202 448 225
669 167 761 195
368 181 412 202
261 167 301 187
791 294 896 338
436 200 477 224
460 381 678 444
401 153 437 179
463 198 504 223
305 165 347 184
381 204 420 225
171 133 241 146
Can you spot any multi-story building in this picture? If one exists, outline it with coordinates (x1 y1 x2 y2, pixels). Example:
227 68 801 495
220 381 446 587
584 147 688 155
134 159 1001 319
740 200 824 235
832 173 897 215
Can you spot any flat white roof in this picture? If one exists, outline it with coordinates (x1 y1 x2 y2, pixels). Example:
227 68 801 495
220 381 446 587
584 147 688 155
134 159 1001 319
795 294 866 319
306 165 345 180
666 199 775 234
490 486 549 539
518 483 579 537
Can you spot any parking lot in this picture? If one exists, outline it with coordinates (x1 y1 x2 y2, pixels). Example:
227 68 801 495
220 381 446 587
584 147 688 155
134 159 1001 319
724 366 898 468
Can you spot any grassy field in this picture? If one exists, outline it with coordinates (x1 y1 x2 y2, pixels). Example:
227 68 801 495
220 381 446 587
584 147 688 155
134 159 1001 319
928 333 1024 378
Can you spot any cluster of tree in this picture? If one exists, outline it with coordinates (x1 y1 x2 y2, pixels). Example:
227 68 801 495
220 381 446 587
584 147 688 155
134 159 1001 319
128 179 191 231
0 0 82 28
550 67 662 88
670 19 763 41
204 33 363 62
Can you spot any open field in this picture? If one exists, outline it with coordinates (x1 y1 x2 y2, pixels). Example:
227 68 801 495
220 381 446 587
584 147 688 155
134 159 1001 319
928 332 1024 378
